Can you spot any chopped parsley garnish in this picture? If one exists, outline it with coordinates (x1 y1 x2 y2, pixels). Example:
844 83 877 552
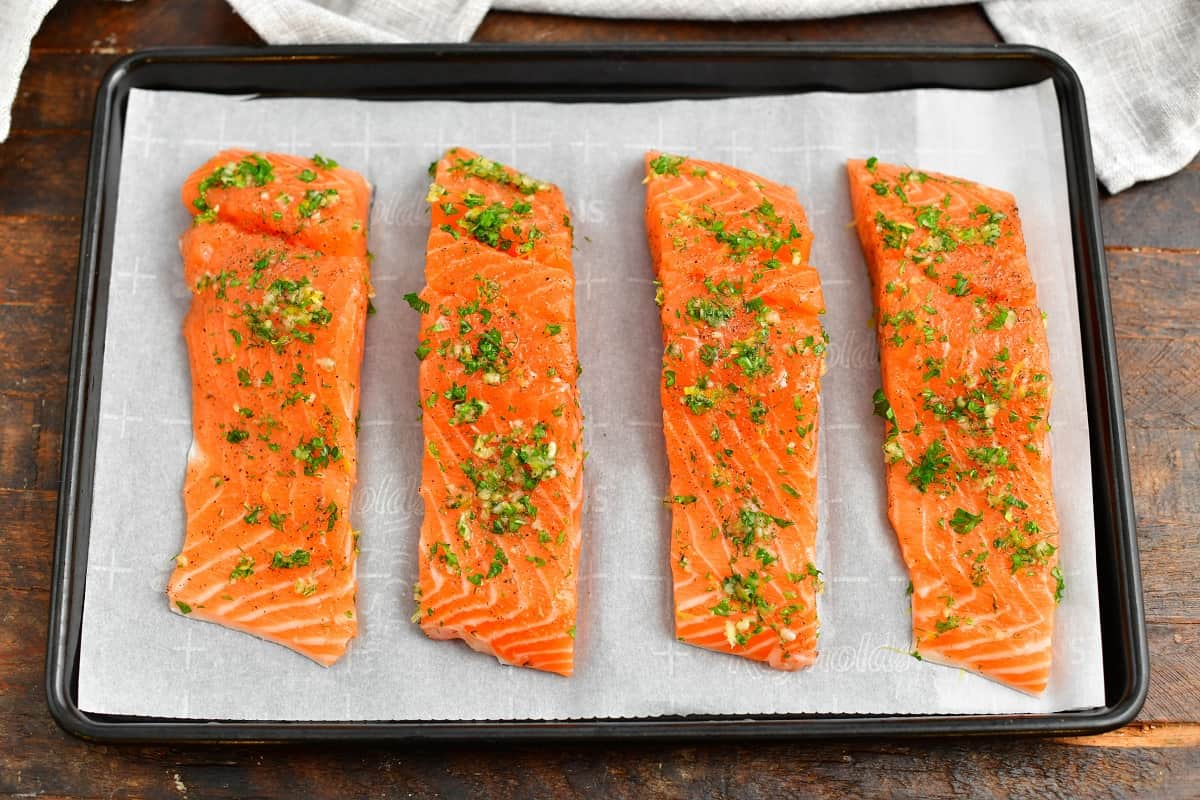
1052 566 1065 603
271 549 311 569
450 156 545 194
987 306 1012 330
297 188 337 218
755 200 782 224
449 397 489 425
874 211 914 250
967 446 1009 467
311 154 339 169
298 169 317 183
292 434 343 476
682 380 718 413
404 292 430 313
872 388 900 440
993 527 1057 573
1009 539 1056 572
754 548 778 567
915 206 943 230
686 296 734 328
906 440 951 493
1000 493 1029 510
456 328 511 381
949 508 984 534
229 555 255 582
225 429 249 444
731 340 772 378
965 204 1006 245
649 153 686 176
716 570 770 618
455 199 532 250
458 426 559 534
193 154 275 222
242 276 331 352
517 224 544 254
487 547 509 579
692 212 801 261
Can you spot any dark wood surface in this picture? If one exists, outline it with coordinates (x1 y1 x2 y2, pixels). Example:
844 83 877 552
2 1 1197 796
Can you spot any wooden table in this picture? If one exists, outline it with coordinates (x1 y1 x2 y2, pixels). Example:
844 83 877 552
2 1 1196 796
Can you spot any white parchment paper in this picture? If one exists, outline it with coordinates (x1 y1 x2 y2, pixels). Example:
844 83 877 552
78 83 1105 720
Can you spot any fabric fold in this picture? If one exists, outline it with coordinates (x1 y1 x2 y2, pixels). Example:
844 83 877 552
1 0 1197 193
0 0 56 141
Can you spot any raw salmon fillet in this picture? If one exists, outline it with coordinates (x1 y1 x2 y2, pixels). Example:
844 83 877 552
847 158 1061 694
644 153 827 671
167 150 372 666
410 148 584 676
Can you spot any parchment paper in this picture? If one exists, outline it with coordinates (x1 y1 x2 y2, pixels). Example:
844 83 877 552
78 82 1105 720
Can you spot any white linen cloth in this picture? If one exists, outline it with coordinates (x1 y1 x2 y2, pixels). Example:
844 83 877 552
984 0 1200 191
1 0 1196 191
225 0 1200 193
0 0 56 141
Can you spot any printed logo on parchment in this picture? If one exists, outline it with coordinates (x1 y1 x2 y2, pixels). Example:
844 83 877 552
823 326 880 372
371 192 430 229
369 191 612 230
352 472 423 519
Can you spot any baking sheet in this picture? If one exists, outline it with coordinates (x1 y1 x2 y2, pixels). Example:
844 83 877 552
78 82 1105 720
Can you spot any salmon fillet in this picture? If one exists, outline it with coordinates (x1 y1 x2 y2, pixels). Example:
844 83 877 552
644 153 827 671
410 148 584 676
167 150 372 666
847 158 1061 694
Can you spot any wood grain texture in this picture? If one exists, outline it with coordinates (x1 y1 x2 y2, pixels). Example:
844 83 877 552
1141 625 1200 722
31 0 261 51
1109 249 1200 340
0 132 89 217
1102 160 1200 251
8 52 105 133
475 5 1001 43
0 2 1196 797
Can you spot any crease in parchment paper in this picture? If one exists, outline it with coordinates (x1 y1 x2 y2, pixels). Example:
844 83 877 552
78 83 1105 721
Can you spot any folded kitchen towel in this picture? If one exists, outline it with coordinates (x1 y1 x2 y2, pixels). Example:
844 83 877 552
228 0 490 44
222 0 1200 193
0 0 56 141
2 0 1196 193
984 0 1200 192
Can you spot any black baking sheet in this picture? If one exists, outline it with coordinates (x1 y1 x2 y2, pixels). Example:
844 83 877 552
47 44 1146 742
